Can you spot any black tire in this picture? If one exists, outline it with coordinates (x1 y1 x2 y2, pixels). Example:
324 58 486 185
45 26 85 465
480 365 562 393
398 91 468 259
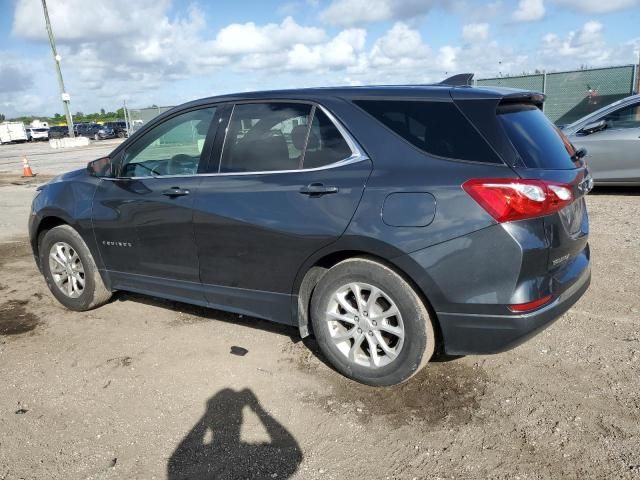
310 257 435 386
39 225 112 311
117 131 125 138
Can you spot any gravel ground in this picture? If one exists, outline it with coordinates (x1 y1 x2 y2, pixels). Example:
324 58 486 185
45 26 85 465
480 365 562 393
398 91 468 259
0 142 638 479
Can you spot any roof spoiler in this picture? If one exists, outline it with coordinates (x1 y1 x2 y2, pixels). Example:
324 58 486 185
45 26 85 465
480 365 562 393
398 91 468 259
499 91 546 109
439 73 474 86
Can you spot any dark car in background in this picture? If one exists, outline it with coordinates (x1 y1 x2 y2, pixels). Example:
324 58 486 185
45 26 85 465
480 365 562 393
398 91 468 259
561 94 640 185
48 126 69 139
75 123 116 141
29 85 592 386
103 121 128 138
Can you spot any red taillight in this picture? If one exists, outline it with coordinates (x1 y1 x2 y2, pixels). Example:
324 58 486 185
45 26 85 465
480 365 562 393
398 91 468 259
509 295 553 312
462 178 574 223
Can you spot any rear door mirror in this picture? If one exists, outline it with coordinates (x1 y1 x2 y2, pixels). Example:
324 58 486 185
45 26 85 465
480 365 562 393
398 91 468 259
87 156 114 178
579 119 606 135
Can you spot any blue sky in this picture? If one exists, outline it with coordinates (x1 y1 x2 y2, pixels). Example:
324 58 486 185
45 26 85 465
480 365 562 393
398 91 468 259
0 0 638 118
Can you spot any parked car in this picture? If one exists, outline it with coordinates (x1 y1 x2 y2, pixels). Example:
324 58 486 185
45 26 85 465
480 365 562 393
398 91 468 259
27 127 50 141
75 123 116 140
48 126 70 139
29 86 592 386
103 121 128 138
561 94 640 185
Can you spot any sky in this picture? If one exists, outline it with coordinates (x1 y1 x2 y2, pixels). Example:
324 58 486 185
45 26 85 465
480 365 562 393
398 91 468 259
0 0 639 118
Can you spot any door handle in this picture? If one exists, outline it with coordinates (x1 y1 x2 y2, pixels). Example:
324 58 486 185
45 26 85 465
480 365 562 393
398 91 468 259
299 183 339 196
162 187 190 197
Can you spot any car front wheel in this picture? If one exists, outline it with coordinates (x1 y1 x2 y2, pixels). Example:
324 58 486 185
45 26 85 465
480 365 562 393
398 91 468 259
310 257 435 386
39 225 112 311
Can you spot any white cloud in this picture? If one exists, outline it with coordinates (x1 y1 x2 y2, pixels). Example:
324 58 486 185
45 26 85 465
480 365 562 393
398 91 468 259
512 0 546 22
542 21 608 61
319 0 447 26
212 17 325 55
553 0 639 13
462 23 489 42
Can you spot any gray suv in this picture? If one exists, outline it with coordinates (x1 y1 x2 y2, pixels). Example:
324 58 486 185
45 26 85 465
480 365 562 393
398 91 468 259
29 85 591 385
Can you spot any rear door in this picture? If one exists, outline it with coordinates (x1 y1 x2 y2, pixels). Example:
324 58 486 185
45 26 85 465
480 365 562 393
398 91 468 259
92 106 218 301
193 101 371 323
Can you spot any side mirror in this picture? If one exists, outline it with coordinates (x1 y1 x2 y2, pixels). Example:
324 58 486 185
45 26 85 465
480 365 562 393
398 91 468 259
579 119 606 135
87 156 113 178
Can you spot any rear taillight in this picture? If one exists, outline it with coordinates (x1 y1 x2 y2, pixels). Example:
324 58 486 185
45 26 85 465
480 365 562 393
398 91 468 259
462 178 574 223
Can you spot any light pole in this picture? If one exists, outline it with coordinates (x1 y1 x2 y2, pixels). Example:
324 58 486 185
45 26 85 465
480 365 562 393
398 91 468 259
41 0 74 137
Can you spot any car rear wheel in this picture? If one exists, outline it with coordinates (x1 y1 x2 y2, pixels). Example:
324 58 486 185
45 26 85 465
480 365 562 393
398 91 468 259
117 131 125 138
40 225 112 311
93 133 99 141
310 257 435 386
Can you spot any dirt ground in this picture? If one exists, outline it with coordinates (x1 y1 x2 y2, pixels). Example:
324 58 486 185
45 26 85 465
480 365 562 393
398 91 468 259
0 142 639 479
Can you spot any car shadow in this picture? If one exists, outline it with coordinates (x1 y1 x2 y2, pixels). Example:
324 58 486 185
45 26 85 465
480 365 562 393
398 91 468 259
589 186 640 196
113 291 300 342
167 388 303 480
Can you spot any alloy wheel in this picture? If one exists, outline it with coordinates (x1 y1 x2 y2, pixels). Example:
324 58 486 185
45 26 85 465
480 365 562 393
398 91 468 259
49 242 85 298
325 282 405 368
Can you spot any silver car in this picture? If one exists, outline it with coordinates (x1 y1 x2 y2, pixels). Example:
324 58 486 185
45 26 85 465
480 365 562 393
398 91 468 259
562 94 640 185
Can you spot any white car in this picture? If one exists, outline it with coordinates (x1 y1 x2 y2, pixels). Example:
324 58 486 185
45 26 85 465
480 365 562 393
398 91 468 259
27 127 50 142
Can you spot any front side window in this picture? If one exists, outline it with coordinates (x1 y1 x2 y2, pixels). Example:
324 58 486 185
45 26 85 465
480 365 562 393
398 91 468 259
120 107 216 178
603 103 640 130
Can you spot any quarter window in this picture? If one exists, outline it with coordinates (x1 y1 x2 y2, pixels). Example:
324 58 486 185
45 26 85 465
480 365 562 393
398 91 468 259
120 108 216 178
354 99 502 163
603 103 640 129
302 109 353 169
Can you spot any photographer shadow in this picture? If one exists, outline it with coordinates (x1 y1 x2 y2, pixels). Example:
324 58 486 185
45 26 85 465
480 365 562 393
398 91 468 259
167 388 302 480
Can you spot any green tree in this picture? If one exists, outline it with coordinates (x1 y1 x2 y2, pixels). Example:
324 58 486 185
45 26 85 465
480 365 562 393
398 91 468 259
0 113 5 122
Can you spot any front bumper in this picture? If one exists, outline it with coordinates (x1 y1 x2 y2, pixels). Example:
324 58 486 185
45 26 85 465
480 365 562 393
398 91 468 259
436 262 591 355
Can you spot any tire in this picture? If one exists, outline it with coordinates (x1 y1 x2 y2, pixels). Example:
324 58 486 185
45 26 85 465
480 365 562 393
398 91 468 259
39 225 112 311
117 131 125 138
94 133 99 141
310 257 435 386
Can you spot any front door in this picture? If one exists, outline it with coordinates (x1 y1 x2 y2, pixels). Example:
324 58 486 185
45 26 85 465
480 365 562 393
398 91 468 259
92 107 218 301
576 101 640 183
193 102 372 323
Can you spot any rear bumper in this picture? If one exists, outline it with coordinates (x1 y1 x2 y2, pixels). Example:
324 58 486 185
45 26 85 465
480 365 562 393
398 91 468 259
436 261 590 355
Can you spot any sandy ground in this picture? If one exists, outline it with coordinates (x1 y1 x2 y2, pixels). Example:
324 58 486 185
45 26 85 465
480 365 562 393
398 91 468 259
0 142 639 479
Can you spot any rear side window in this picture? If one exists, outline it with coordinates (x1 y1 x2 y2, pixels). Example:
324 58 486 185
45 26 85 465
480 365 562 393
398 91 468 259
220 103 312 173
302 109 352 169
354 100 502 163
497 104 577 169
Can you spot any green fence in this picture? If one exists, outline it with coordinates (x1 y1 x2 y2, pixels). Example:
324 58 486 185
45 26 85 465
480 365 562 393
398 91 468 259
477 65 637 125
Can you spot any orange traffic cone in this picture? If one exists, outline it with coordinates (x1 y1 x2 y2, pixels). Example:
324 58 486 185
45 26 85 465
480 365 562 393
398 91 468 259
22 156 35 178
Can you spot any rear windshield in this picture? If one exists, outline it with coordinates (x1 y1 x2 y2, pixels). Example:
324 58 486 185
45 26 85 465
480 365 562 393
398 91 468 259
497 104 577 169
354 100 502 164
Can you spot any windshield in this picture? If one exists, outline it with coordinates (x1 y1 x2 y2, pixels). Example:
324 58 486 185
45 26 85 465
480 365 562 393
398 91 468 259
498 104 579 170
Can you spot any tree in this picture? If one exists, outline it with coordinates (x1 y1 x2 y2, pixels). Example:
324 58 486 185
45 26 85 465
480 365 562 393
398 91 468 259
0 113 5 122
100 108 105 115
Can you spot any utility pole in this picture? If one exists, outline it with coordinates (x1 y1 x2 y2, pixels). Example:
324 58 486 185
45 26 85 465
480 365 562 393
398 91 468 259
41 0 74 137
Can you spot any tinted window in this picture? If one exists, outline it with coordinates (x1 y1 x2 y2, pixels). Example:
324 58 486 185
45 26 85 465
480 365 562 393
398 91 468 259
302 109 352 169
220 103 312 173
120 107 216 177
498 104 577 170
354 100 501 163
603 103 640 129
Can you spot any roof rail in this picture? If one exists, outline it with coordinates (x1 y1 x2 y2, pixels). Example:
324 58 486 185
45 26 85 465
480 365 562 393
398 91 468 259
439 73 474 86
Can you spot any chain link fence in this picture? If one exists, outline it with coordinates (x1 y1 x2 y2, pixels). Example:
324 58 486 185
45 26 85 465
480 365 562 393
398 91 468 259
477 64 637 125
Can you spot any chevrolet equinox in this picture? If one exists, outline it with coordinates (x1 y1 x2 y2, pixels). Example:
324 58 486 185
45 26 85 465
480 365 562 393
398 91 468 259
29 85 592 385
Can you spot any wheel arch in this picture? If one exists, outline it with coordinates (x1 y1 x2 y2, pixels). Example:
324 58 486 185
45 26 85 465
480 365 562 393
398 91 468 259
292 244 443 352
